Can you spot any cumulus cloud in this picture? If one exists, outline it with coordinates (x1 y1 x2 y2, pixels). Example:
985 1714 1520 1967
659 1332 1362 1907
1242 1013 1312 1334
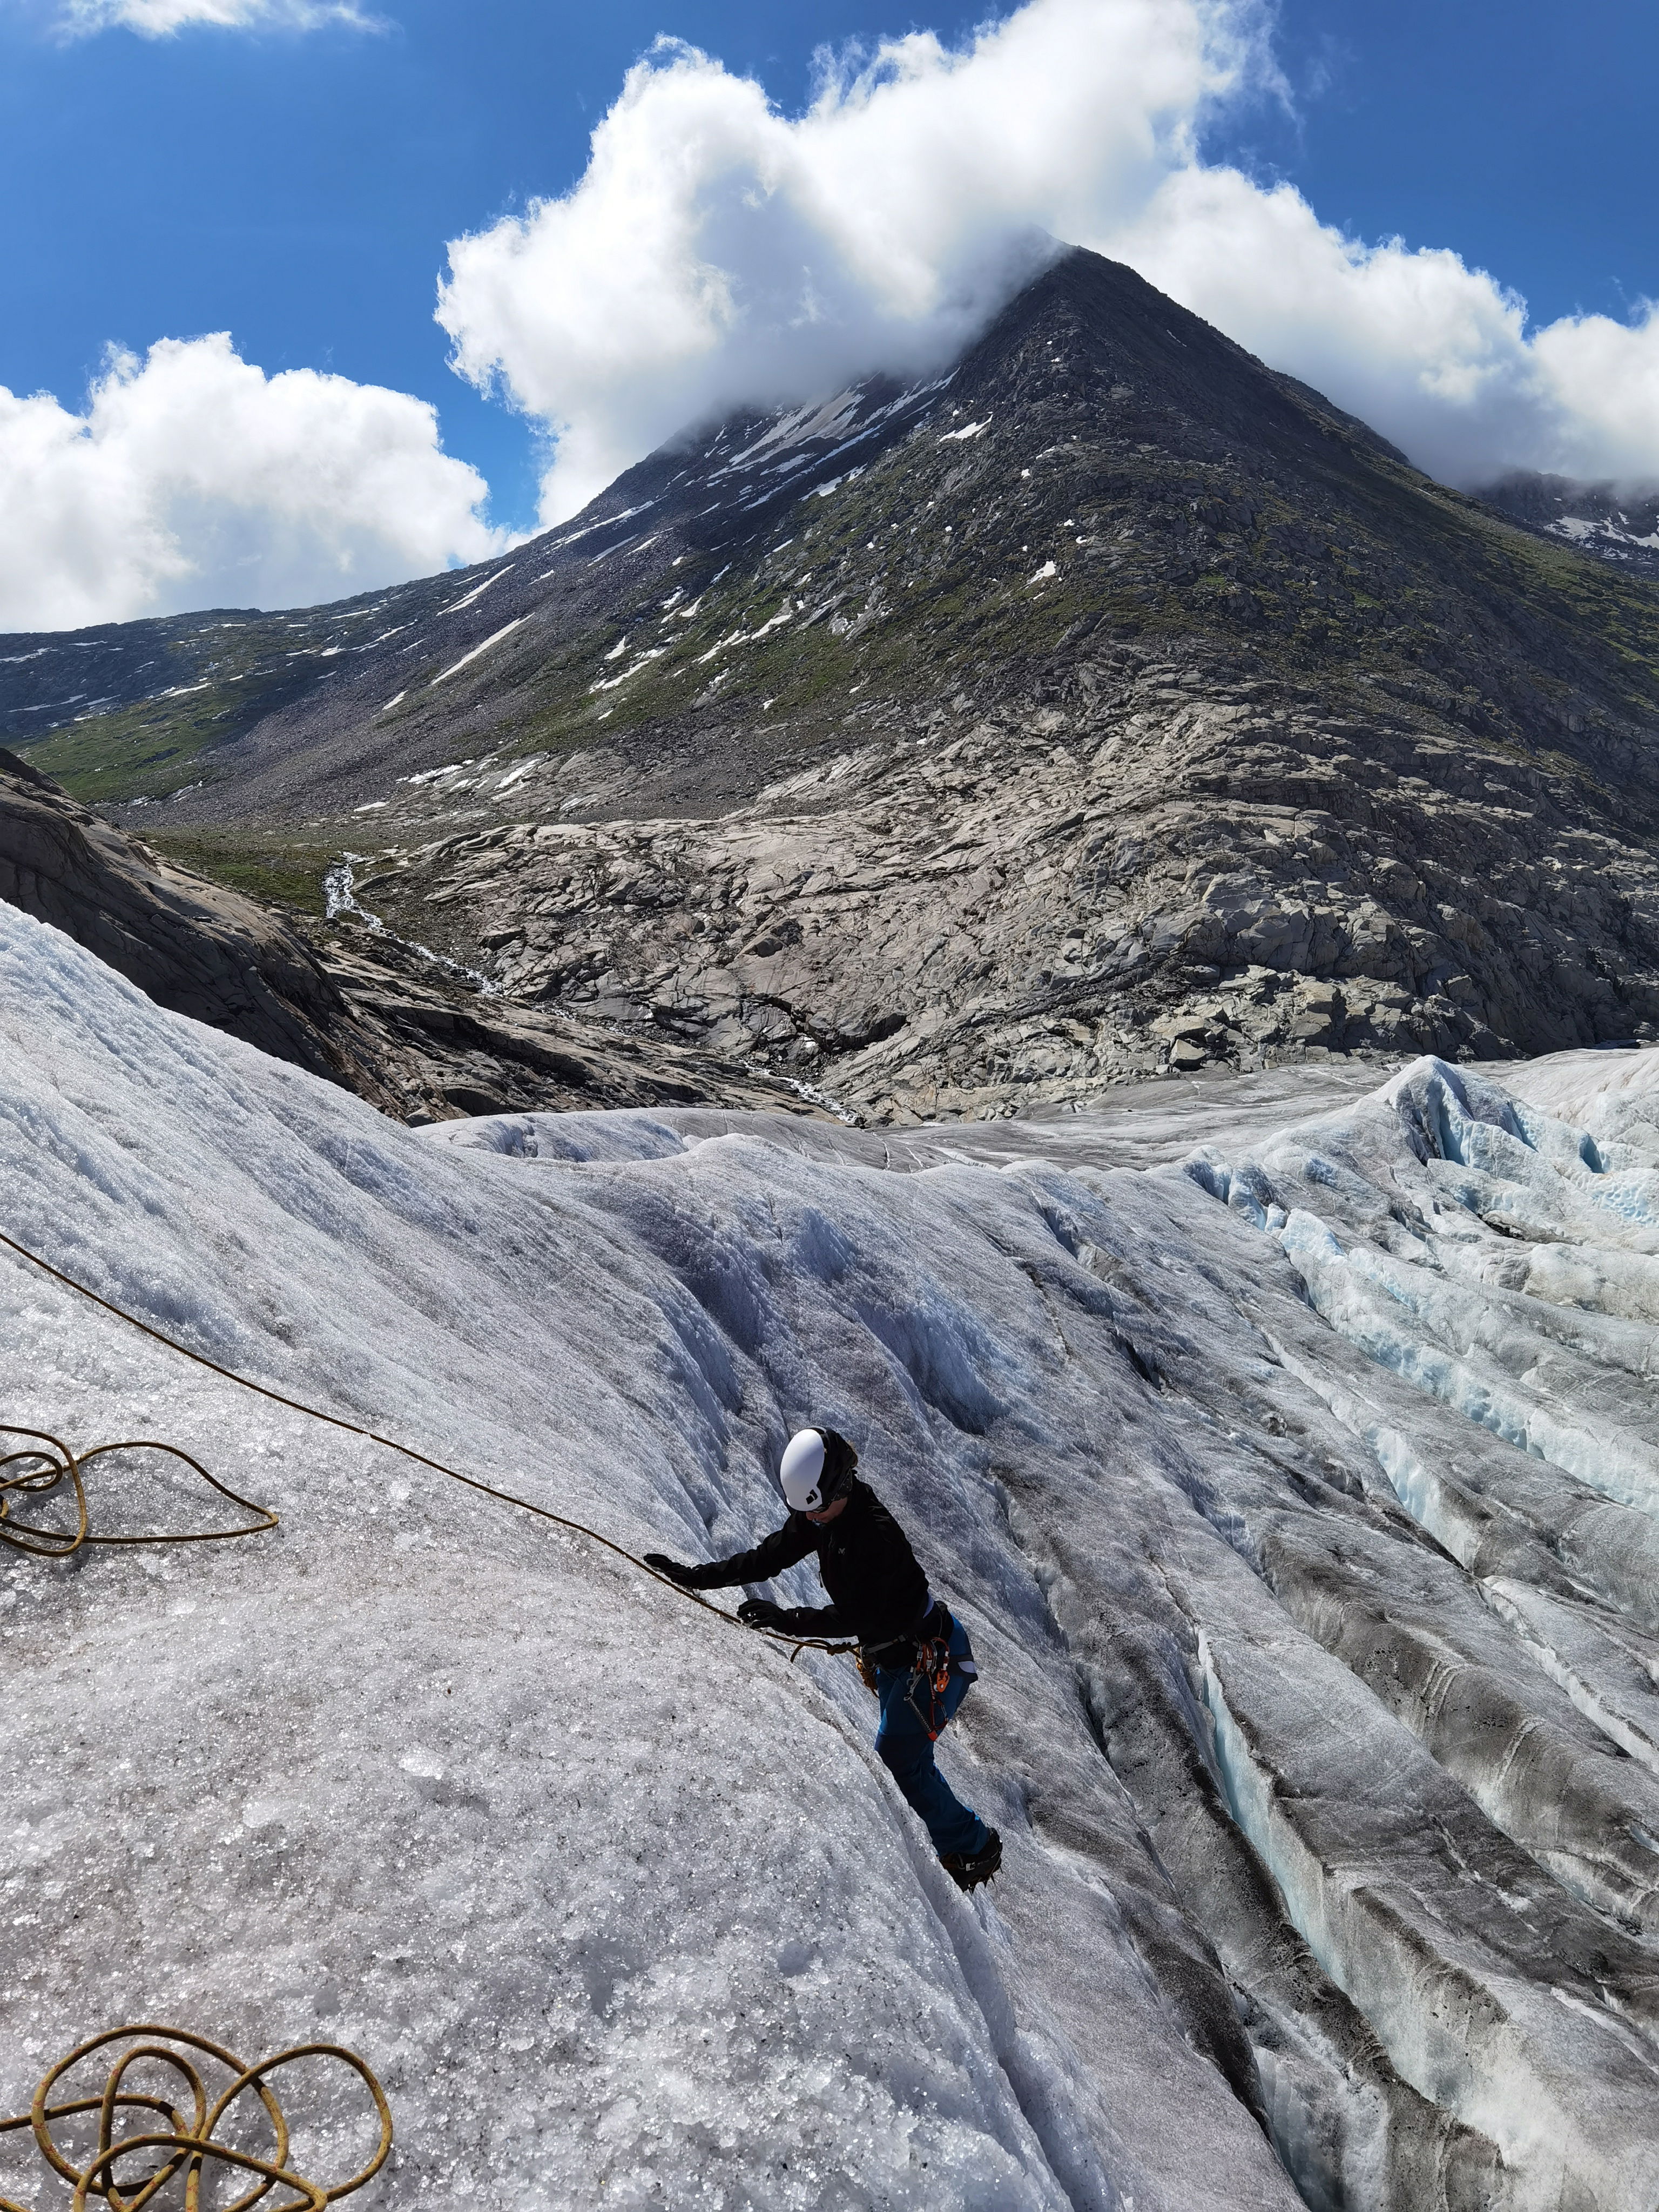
1115 164 1659 490
439 0 1255 518
55 0 375 32
0 334 504 631
437 0 1659 522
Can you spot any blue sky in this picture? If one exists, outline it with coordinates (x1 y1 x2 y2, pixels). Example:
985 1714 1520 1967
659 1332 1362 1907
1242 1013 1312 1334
1233 3 1657 331
1 1 976 534
4 0 1658 628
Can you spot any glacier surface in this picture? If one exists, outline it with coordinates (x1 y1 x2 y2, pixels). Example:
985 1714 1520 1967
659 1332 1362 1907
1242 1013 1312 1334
2 900 1658 2211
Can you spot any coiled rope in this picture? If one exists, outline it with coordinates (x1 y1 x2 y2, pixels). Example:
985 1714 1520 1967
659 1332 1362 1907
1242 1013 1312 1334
0 2023 392 2212
1 1426 277 1561
0 1226 854 1662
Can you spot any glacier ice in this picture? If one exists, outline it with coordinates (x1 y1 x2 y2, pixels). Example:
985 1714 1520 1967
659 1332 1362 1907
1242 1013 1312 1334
3 902 1659 2210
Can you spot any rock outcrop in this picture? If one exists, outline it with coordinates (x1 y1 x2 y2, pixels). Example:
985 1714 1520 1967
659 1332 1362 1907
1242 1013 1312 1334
0 747 401 1101
316 920 826 1122
0 752 818 1124
339 664 1659 1121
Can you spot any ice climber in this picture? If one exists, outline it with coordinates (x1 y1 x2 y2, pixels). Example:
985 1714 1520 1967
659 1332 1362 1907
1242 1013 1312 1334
645 1427 1003 1891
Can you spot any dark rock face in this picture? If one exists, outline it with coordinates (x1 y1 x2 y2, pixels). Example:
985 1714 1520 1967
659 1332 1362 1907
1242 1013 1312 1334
315 920 828 1123
0 746 397 1098
0 752 819 1124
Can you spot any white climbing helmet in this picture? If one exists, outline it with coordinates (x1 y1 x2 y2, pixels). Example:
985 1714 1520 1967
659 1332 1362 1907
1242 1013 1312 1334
780 1428 831 1512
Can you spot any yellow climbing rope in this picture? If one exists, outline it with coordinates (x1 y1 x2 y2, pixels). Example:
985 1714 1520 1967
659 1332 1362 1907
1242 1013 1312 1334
0 1227 854 1662
0 2023 392 2212
1 1426 277 1560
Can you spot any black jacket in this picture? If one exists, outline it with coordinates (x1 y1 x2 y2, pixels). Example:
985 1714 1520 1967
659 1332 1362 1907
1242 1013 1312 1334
686 1476 929 1647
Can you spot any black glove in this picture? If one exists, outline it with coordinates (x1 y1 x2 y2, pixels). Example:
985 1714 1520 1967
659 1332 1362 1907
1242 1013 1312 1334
738 1599 787 1630
740 1600 832 1635
644 1553 703 1588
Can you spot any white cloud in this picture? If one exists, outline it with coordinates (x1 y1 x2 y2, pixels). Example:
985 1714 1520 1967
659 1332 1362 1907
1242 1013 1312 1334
1113 164 1659 490
437 1 1254 520
0 334 505 631
437 0 1659 522
55 0 375 33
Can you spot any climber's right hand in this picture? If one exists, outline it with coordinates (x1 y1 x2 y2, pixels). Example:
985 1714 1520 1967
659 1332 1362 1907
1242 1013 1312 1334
644 1552 701 1587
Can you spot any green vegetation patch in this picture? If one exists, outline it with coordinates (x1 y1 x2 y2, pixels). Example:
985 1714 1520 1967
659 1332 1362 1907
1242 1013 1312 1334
14 619 327 804
17 694 238 804
140 826 336 916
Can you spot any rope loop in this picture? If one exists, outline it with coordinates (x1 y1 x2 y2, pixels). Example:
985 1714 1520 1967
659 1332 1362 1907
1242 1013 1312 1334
0 1426 277 1561
0 1428 86 1559
0 2024 392 2212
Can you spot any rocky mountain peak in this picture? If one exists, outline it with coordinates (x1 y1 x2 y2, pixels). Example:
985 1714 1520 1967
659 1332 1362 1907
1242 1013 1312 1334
4 249 1659 1122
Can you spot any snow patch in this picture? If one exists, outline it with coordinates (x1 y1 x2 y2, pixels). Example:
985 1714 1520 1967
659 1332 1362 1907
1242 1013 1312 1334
429 617 527 686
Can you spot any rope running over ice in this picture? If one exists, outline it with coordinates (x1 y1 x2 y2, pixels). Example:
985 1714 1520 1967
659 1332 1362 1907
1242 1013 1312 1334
0 1226 856 1663
0 2024 392 2212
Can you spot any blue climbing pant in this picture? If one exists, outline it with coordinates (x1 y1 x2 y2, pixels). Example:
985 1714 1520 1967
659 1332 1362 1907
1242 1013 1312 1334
874 1609 988 1860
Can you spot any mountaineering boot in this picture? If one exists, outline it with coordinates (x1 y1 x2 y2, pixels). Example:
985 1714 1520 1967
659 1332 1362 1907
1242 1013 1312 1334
941 1828 1001 1892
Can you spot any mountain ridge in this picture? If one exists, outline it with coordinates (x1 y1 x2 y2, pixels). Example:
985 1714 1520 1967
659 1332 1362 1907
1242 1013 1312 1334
1474 470 1659 580
6 247 1659 1121
11 249 1658 822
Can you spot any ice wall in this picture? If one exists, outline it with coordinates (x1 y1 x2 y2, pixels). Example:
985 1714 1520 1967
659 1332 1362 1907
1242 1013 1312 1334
4 900 1658 2211
1177 1054 1659 2207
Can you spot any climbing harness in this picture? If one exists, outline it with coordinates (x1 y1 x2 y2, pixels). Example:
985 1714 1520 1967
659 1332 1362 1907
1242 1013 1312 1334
1 1425 277 1561
0 1228 855 1664
0 2023 391 2212
856 1606 971 1732
867 1603 975 1739
905 1619 960 1742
